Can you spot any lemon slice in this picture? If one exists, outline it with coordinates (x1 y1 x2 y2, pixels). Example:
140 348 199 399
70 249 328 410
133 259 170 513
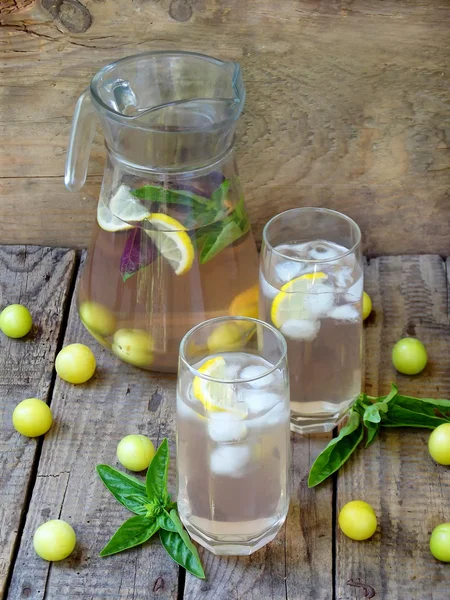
271 272 328 328
145 214 194 275
229 284 259 319
97 185 151 232
193 356 246 416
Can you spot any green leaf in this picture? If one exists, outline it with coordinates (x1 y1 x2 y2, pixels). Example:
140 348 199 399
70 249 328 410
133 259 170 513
364 404 382 424
157 510 178 532
365 421 380 448
197 197 250 264
384 383 400 404
100 515 159 557
146 438 170 503
96 465 148 515
131 184 210 207
200 221 244 263
160 527 205 579
308 410 364 487
382 404 450 429
362 383 399 430
210 179 230 204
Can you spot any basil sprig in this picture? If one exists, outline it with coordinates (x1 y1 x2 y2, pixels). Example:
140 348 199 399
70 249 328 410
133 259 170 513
96 438 205 579
308 384 450 488
128 178 250 268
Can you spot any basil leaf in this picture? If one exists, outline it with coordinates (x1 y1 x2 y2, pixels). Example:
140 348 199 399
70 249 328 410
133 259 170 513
96 465 148 515
157 510 178 532
308 410 364 487
120 228 157 282
160 528 205 579
100 515 159 557
131 184 210 207
396 394 450 416
146 438 170 503
384 383 400 404
200 221 244 264
363 383 399 430
363 404 382 424
210 179 230 204
382 404 450 429
365 421 380 448
197 197 250 264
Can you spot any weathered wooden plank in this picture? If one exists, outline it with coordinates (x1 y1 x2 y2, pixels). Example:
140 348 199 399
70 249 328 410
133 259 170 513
0 177 100 250
183 435 333 600
7 257 179 600
1 1 450 254
0 246 77 597
336 256 450 599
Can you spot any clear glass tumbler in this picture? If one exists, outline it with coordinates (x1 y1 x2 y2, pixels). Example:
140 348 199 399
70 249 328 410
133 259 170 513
176 316 290 556
259 208 363 434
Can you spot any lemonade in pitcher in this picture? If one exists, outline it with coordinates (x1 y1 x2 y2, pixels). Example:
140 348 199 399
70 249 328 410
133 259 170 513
64 52 259 372
78 169 259 371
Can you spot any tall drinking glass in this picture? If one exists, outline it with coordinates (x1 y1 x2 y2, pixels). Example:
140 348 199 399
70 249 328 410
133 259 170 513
177 316 290 555
259 208 363 434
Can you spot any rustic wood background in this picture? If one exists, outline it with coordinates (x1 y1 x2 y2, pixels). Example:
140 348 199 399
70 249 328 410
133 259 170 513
1 1 450 253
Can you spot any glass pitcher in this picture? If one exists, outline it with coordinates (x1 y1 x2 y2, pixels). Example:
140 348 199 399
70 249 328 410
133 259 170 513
65 51 259 373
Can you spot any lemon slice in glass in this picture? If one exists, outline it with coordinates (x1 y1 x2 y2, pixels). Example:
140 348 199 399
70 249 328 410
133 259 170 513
192 356 247 417
145 214 194 275
97 185 151 232
271 272 328 328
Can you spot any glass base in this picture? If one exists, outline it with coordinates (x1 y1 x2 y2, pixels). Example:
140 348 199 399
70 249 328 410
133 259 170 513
180 513 287 556
290 399 355 434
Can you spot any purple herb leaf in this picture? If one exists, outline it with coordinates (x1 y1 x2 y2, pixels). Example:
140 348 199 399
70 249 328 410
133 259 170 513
120 228 157 282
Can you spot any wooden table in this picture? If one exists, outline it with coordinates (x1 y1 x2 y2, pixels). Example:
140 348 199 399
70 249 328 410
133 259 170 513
1 245 449 599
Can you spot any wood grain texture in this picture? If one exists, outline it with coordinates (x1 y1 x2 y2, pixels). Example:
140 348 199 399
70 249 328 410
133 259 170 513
7 256 180 600
336 256 450 599
1 1 450 254
0 246 76 597
0 177 100 249
183 435 333 600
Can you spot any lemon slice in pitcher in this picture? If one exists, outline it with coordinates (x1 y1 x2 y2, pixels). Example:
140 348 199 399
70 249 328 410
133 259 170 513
271 272 328 328
229 284 259 319
193 356 247 417
145 214 194 275
97 185 151 232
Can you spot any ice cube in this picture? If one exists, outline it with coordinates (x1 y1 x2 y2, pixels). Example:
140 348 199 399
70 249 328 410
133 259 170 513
240 389 280 415
240 365 276 389
208 416 248 443
307 242 341 261
328 304 360 321
224 362 242 380
280 318 320 341
346 277 363 300
333 266 354 290
247 402 288 429
210 445 251 476
304 283 335 317
260 274 279 300
274 260 306 284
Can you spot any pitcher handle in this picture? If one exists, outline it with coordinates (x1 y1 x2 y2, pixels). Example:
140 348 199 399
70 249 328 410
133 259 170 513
65 89 97 192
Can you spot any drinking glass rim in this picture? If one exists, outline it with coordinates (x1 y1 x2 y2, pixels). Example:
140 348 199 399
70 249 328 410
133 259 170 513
179 316 287 384
262 207 362 264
